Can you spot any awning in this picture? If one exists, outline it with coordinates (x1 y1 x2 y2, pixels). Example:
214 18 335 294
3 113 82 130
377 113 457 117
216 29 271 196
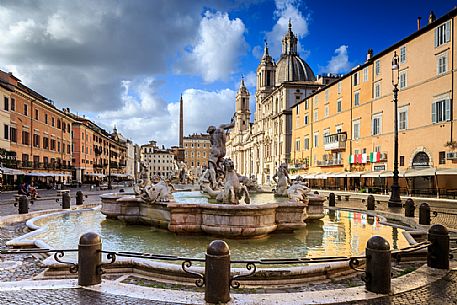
326 172 347 178
26 172 71 177
111 173 130 178
436 168 457 175
379 170 394 178
346 171 364 178
361 171 382 178
85 173 106 178
0 167 25 175
404 167 437 177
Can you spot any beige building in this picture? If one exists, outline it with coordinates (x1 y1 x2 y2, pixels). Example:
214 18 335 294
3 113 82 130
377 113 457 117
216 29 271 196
183 134 210 177
141 141 175 179
227 22 337 184
0 77 12 153
291 9 457 194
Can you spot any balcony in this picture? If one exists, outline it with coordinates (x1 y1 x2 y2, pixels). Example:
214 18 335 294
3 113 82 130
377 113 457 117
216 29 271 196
316 154 343 167
324 132 347 151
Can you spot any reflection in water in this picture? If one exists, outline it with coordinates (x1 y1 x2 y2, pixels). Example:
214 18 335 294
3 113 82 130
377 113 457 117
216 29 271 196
31 209 409 260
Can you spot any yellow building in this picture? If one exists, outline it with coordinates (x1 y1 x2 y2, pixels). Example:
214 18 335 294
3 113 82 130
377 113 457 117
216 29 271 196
291 9 457 194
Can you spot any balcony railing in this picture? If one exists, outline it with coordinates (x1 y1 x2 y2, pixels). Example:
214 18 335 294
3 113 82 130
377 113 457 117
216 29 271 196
316 159 343 167
324 132 347 151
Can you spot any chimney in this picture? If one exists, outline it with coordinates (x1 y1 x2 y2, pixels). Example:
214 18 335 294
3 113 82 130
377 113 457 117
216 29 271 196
366 49 373 61
417 16 421 30
428 11 436 24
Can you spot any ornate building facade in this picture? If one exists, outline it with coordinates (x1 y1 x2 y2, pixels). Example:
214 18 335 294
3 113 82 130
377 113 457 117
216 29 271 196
227 22 337 184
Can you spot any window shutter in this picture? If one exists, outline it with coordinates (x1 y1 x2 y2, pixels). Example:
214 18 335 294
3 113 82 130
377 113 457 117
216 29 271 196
435 27 438 47
445 99 451 121
445 21 451 43
432 102 437 123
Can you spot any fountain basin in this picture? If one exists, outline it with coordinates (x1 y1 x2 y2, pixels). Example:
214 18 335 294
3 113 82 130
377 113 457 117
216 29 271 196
100 192 324 238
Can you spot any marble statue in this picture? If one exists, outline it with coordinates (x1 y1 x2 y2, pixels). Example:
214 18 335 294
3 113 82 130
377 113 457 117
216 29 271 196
207 122 234 189
287 178 311 203
273 163 290 197
141 180 171 203
219 158 250 205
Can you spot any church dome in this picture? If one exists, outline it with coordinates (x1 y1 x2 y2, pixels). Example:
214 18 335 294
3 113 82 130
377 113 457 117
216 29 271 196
275 55 315 85
275 21 316 85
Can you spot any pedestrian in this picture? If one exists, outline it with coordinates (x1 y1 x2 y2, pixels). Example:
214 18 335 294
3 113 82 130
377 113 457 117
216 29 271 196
18 182 27 195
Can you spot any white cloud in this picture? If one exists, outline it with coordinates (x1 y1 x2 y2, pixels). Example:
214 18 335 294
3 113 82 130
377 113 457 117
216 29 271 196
244 71 257 88
96 80 236 147
178 11 248 82
319 45 351 74
265 0 309 59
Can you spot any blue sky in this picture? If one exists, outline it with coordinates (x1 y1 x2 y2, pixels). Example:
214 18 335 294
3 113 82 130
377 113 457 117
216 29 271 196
0 0 455 146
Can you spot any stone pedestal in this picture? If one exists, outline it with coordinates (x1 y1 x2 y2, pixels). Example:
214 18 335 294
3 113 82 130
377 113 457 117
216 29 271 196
307 195 326 220
168 203 202 233
275 199 308 232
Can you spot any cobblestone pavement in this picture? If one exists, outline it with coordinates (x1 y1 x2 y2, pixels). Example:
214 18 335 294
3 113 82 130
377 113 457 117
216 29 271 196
335 270 457 304
0 288 182 305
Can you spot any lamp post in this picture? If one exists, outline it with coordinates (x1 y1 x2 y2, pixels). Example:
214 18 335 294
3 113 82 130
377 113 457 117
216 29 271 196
108 144 112 190
388 51 402 208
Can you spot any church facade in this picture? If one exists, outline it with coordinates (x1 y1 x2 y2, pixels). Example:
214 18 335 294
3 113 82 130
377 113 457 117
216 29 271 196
226 22 338 184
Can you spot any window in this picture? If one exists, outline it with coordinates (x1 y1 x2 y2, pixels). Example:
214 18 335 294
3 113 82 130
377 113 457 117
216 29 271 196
437 53 447 75
21 130 29 145
439 151 446 164
314 95 319 106
374 145 381 153
399 71 407 89
400 46 406 63
304 137 309 150
313 109 318 122
35 109 39 120
432 98 451 123
375 60 380 76
374 82 381 98
400 156 405 166
354 92 360 106
398 106 408 130
372 114 382 135
363 67 369 82
51 117 55 127
313 132 319 148
33 134 40 147
337 99 342 112
353 120 360 140
353 72 359 86
324 104 329 118
295 138 300 151
43 137 49 149
10 98 15 111
337 82 342 94
325 89 329 102
435 21 451 48
304 114 309 125
3 124 8 140
304 99 309 110
57 119 61 129
24 104 28 116
3 97 8 111
50 139 56 150
296 105 299 115
45 114 48 124
10 127 16 143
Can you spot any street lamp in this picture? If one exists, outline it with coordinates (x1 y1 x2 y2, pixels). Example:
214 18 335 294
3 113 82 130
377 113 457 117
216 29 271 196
108 144 112 190
388 51 402 208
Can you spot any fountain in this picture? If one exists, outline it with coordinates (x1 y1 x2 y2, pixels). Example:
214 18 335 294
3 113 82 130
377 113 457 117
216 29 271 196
100 123 326 238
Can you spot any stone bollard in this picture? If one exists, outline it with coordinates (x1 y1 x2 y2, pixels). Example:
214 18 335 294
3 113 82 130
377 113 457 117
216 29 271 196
404 198 415 217
17 195 29 214
62 192 71 209
205 240 231 304
76 191 84 205
78 232 102 286
427 224 449 269
419 203 431 225
366 195 375 210
365 236 391 294
329 193 336 207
